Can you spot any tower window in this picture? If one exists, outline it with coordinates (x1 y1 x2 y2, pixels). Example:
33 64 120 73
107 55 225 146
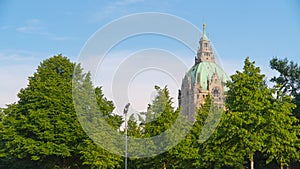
204 43 208 47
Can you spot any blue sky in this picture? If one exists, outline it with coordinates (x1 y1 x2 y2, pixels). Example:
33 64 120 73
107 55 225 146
1 0 300 109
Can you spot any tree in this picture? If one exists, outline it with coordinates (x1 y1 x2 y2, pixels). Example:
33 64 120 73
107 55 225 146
0 54 123 168
137 85 182 169
269 57 300 168
0 55 85 168
76 83 123 169
270 57 300 119
72 64 124 168
221 57 300 169
126 114 143 169
127 114 142 138
95 86 123 131
143 86 178 135
224 57 272 169
0 108 11 169
0 108 3 120
78 139 122 169
264 90 299 168
188 95 241 169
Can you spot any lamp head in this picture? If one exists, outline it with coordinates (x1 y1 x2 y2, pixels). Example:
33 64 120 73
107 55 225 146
124 103 130 114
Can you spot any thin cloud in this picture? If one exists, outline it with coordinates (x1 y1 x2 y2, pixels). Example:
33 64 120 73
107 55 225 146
89 0 146 22
27 18 40 24
0 52 35 61
39 31 73 41
0 26 11 30
16 26 40 33
115 0 145 6
16 19 72 41
16 18 41 33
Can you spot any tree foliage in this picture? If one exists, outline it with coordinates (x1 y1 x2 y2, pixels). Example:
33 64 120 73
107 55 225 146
270 57 300 119
137 85 179 168
1 54 300 169
263 88 300 167
0 54 123 169
224 57 270 168
190 95 235 169
221 57 300 169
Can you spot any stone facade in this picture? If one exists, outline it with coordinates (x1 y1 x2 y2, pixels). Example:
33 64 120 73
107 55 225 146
178 24 229 120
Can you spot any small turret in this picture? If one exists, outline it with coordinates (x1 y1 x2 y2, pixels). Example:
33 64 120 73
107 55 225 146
196 23 215 63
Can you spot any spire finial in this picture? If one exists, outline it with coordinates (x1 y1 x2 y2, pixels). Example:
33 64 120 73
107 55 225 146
203 23 206 36
201 23 208 40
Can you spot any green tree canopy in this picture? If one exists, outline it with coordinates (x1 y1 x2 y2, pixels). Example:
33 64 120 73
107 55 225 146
0 54 123 169
220 57 300 169
137 85 181 168
224 57 273 169
270 57 300 119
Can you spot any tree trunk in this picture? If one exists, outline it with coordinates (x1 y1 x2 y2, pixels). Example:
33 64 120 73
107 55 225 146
280 153 283 169
250 153 254 169
210 162 215 169
163 161 166 169
250 160 254 169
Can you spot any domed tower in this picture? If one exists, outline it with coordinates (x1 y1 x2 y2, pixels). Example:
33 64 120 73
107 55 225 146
179 24 229 120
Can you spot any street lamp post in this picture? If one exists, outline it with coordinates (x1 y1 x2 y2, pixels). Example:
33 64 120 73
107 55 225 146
123 103 130 169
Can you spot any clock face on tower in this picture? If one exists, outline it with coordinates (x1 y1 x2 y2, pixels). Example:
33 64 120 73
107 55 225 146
212 87 220 98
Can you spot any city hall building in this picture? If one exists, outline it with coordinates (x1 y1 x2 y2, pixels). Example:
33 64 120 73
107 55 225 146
179 24 229 120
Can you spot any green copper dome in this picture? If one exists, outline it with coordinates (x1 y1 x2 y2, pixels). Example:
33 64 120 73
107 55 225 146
186 62 230 91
